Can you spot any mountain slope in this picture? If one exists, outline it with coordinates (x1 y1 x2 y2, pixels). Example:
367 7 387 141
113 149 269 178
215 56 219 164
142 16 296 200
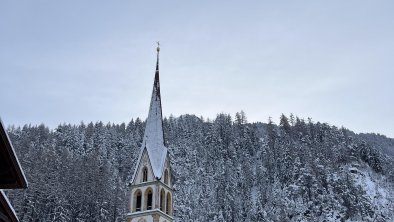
5 113 394 221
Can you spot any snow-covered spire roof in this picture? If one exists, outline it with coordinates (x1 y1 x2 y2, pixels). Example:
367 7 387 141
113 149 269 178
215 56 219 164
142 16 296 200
137 44 167 179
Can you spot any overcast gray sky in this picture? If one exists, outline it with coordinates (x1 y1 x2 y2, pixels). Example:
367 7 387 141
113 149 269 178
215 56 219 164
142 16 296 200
0 1 393 137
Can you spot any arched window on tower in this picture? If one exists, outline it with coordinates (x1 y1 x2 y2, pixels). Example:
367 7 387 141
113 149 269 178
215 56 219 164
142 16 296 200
164 169 169 185
166 193 172 215
145 188 153 210
160 189 165 211
142 167 148 182
134 190 142 212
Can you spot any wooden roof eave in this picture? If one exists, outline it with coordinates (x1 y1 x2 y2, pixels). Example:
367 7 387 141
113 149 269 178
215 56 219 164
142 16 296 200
0 119 28 189
0 190 19 222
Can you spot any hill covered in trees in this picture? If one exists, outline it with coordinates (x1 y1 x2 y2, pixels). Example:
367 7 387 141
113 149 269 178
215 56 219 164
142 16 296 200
5 113 394 221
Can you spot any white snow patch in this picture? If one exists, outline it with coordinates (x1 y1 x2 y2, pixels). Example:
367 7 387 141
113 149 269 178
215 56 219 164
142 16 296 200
352 167 389 208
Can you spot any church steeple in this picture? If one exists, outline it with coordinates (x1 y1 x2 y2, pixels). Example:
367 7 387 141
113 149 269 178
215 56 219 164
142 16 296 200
143 42 164 146
140 42 167 178
127 44 173 222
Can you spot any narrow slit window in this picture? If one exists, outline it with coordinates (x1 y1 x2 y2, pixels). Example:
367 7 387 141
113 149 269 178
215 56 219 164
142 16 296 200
135 191 142 212
164 169 169 185
142 167 148 182
166 193 171 215
147 190 153 210
160 189 165 211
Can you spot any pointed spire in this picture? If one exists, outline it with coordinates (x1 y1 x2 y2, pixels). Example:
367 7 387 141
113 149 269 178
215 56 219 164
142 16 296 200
153 41 161 104
156 41 160 72
139 43 167 178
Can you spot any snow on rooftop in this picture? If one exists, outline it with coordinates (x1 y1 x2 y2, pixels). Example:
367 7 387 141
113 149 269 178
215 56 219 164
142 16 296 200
131 56 168 181
142 70 167 178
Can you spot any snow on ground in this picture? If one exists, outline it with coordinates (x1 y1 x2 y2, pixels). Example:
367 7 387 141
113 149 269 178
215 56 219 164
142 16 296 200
352 166 389 207
347 163 393 221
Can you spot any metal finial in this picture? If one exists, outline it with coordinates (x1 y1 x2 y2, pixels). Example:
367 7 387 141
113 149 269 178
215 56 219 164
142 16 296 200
156 41 160 52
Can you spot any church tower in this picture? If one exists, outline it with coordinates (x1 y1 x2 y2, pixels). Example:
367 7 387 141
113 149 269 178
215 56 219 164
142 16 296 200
126 45 173 222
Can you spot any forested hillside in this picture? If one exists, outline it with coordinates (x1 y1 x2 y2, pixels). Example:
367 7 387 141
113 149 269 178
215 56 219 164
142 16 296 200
5 113 394 221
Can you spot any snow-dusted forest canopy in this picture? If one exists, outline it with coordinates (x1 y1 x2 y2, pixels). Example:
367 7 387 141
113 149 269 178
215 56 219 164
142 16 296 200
4 113 394 221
